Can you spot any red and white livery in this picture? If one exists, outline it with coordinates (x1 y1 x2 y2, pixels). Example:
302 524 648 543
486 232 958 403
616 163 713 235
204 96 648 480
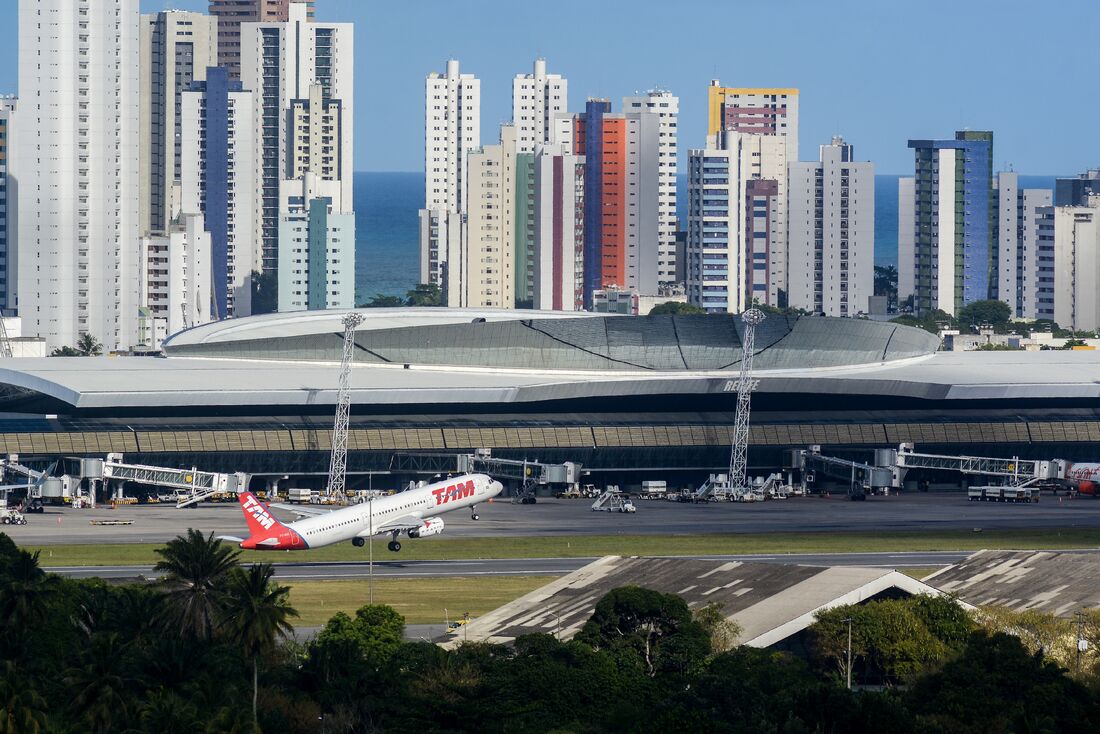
1064 463 1100 496
232 473 503 552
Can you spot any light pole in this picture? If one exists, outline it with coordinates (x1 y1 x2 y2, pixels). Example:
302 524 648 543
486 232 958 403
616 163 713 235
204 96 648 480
842 617 853 689
368 496 374 605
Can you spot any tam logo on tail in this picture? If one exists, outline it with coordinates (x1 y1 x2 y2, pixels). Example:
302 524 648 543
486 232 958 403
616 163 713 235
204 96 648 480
240 493 280 533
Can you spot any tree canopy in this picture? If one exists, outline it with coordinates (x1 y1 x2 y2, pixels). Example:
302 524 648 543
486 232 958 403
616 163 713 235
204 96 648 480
648 301 706 315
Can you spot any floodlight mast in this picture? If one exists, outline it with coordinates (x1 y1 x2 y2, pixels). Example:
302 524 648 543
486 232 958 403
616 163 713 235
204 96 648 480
728 308 766 492
326 312 365 502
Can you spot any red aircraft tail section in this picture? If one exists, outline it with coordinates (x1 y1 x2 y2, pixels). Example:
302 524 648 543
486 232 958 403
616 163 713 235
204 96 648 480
237 493 307 550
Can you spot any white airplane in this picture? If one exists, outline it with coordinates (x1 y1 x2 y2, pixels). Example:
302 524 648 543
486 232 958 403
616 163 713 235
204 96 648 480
229 473 503 552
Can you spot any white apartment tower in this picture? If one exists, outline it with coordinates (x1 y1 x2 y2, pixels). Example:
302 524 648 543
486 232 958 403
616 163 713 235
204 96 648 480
139 213 212 349
139 11 219 236
420 60 481 288
240 1 354 276
0 98 15 312
787 137 874 317
513 58 567 154
686 131 787 314
624 90 679 286
995 171 1052 318
180 68 256 319
454 126 517 309
17 0 141 352
1050 196 1100 332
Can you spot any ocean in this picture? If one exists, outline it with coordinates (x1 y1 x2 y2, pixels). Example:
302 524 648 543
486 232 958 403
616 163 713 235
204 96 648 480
354 172 1059 302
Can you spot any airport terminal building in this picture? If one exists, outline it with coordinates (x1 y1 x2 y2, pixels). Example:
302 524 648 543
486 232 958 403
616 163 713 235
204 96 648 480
0 309 1098 489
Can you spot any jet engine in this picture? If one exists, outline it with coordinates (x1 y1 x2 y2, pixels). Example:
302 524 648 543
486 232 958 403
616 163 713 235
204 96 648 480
408 517 445 538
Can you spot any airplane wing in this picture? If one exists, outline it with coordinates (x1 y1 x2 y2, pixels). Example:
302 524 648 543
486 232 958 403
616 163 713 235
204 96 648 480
268 503 331 519
359 512 424 536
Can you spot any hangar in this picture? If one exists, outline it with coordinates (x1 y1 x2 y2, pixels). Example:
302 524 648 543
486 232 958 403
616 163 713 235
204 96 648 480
0 308 1098 487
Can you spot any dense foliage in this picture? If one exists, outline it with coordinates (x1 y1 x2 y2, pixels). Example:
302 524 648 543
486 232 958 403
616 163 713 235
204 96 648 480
2 532 1100 733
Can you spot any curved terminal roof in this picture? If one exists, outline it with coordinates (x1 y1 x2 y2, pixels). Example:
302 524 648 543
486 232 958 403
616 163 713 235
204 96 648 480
0 310 1094 411
163 308 939 372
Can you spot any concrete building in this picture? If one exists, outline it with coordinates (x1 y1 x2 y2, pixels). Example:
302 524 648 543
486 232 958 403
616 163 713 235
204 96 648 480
897 177 915 307
180 67 256 319
0 98 14 312
533 143 584 311
139 11 219 236
995 172 1052 318
420 60 481 289
707 82 799 161
788 137 874 317
554 99 663 306
277 173 355 312
208 0 313 80
686 131 788 314
624 90 679 286
16 0 141 352
513 58 567 154
454 126 517 309
138 213 213 349
905 131 994 316
240 2 353 276
1049 196 1100 332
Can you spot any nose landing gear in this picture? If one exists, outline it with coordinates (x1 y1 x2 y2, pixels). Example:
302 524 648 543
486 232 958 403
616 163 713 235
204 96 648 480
471 504 480 521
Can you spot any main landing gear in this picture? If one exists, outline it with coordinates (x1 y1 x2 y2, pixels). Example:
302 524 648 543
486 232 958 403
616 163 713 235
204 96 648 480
352 537 365 547
387 530 401 553
471 504 480 521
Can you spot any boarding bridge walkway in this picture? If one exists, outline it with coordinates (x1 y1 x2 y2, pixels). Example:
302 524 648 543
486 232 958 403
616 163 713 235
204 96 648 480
894 448 1060 486
103 455 248 508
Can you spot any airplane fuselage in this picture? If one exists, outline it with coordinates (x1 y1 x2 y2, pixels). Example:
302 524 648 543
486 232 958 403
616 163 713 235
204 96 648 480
239 474 502 550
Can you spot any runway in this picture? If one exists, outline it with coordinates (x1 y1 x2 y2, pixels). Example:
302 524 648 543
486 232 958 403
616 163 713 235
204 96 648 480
48 549 1026 581
6 491 1100 546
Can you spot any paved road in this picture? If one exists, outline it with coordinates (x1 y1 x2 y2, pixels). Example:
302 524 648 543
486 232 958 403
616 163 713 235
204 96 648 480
47 549 1022 581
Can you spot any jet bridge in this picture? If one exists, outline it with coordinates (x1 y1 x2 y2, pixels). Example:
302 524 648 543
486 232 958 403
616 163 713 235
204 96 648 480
103 454 249 508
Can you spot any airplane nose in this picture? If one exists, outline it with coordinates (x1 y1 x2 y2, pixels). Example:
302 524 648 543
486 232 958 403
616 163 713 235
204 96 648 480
491 480 503 495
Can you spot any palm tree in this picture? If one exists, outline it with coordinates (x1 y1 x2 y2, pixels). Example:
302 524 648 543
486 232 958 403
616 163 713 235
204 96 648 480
75 333 103 356
154 529 240 640
219 563 298 723
0 663 48 734
0 550 60 632
64 633 135 734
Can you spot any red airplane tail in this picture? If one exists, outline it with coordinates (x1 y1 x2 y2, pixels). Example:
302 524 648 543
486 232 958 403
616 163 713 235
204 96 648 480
237 492 306 549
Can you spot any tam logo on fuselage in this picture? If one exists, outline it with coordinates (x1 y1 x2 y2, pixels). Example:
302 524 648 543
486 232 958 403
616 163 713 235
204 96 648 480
242 495 276 530
431 480 475 506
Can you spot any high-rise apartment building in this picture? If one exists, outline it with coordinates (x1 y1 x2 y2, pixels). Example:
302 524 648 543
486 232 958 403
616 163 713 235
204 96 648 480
240 2 353 277
995 172 1051 318
0 98 14 312
624 90 679 285
787 137 874 317
707 82 799 160
903 131 994 316
140 11 219 236
513 58 567 154
1054 169 1100 207
180 67 256 319
138 213 212 349
17 0 141 352
278 173 354 312
554 99 664 306
420 60 481 289
452 126 517 309
533 143 584 311
209 0 314 80
512 58 566 308
1049 196 1100 332
686 131 787 314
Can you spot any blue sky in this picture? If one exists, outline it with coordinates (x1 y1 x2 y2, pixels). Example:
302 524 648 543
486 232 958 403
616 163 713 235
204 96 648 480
1 0 1097 174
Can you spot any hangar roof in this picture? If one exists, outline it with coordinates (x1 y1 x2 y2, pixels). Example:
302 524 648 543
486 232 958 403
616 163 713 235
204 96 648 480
440 555 944 649
924 549 1100 617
